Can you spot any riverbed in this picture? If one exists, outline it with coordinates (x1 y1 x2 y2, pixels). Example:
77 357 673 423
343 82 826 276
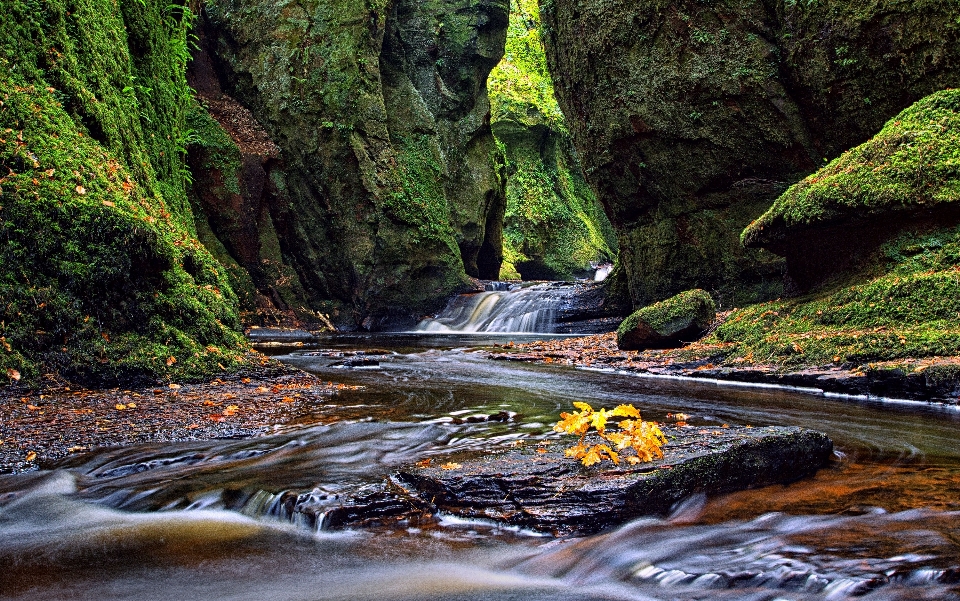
2 334 959 600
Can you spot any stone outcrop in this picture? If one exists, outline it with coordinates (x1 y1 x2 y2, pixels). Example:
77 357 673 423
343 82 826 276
396 425 833 535
200 0 509 328
488 0 616 280
742 89 960 292
540 0 960 308
617 289 716 350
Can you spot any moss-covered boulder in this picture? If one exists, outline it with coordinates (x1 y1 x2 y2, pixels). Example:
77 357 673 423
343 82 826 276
201 0 509 327
743 89 960 291
0 0 249 387
695 90 960 368
540 0 960 308
617 289 716 350
488 0 616 280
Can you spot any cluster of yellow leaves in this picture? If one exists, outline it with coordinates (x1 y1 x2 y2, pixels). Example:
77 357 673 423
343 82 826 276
554 402 666 467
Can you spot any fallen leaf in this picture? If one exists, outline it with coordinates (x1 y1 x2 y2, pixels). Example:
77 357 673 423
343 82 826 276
415 458 432 467
166 356 176 366
75 185 85 195
281 396 294 403
25 451 37 462
6 368 20 381
186 423 199 429
102 200 115 207
440 462 462 470
115 403 127 410
168 383 181 389
27 404 40 410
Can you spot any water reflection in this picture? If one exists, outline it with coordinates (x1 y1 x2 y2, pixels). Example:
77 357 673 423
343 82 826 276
2 339 960 600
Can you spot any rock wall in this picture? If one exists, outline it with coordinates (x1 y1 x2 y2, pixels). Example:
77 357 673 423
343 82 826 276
540 0 960 308
0 0 249 386
200 0 509 328
488 0 617 280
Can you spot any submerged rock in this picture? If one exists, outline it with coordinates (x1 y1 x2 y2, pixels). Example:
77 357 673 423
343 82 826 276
396 425 833 535
617 289 716 350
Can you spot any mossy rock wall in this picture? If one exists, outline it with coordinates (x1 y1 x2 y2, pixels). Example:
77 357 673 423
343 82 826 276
0 0 253 387
489 0 617 281
540 0 960 308
742 89 960 292
201 0 509 328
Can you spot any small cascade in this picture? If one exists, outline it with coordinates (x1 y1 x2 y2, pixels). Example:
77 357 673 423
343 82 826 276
415 283 563 333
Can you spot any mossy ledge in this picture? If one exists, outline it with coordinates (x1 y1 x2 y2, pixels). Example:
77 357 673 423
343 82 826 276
0 0 249 387
540 0 960 309
743 89 960 292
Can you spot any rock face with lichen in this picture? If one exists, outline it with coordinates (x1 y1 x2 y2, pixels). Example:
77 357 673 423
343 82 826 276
200 0 509 329
617 289 716 350
540 0 960 308
0 0 250 386
488 0 616 280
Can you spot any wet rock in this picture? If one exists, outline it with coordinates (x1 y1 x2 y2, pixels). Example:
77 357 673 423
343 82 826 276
540 0 960 308
397 425 832 536
617 290 716 350
246 328 316 343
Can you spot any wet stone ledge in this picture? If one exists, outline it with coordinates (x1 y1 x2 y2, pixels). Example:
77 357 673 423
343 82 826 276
393 425 833 536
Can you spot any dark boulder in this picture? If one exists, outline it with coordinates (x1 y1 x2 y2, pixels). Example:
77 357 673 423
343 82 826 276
540 0 960 308
396 425 833 536
617 289 716 350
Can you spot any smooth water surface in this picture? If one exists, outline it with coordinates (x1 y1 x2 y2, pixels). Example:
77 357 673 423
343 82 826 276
2 335 959 600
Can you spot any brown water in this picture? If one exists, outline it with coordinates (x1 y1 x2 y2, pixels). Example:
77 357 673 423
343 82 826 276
2 336 960 600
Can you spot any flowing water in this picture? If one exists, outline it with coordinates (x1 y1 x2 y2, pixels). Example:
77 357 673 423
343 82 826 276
415 284 566 333
2 336 960 600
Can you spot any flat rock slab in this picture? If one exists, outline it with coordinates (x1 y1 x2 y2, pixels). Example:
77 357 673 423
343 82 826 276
397 425 832 535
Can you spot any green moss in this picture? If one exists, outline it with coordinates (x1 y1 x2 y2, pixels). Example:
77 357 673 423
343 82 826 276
185 103 243 197
488 0 565 132
0 0 248 386
744 89 960 247
617 289 716 343
490 0 616 280
705 224 960 366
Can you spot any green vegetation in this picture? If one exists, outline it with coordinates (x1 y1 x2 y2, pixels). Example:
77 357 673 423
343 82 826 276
0 0 248 387
488 0 616 280
617 289 716 346
743 89 960 247
708 225 960 367
684 91 960 370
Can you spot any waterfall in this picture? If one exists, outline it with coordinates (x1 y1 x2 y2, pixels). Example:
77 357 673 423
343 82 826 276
415 284 563 333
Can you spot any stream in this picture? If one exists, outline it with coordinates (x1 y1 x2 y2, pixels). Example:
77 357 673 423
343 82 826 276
2 334 960 600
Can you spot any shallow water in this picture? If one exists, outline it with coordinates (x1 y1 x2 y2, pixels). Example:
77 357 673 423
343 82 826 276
2 337 959 600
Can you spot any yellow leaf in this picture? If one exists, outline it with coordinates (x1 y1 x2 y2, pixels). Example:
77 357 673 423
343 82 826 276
440 462 462 470
610 404 641 418
115 403 126 410
572 401 593 412
165 356 176 366
25 451 37 462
